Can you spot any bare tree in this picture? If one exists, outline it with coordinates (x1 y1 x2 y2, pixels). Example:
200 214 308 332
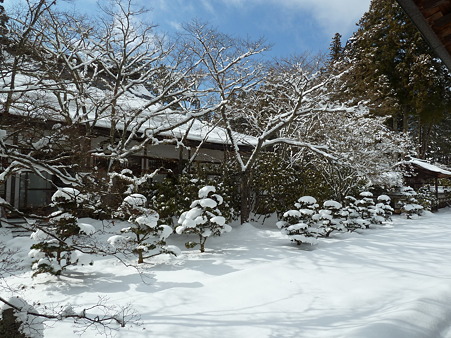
181 33 341 222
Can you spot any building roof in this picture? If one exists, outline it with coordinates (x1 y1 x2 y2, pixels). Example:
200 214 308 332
400 158 451 178
396 0 451 70
1 73 257 149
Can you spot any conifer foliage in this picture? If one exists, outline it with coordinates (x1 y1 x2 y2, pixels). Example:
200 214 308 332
29 188 95 276
176 186 232 253
108 194 180 264
337 0 451 160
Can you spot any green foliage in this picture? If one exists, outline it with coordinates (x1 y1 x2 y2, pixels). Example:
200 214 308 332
29 188 93 276
252 152 304 216
176 186 232 253
337 0 451 159
151 164 239 225
417 186 437 211
110 194 178 264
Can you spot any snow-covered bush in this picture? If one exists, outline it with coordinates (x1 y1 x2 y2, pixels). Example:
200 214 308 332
0 297 44 338
276 196 319 245
355 191 376 228
399 187 424 219
373 195 394 223
152 172 238 226
340 195 368 231
314 200 345 237
109 194 179 264
176 186 232 253
417 186 437 211
29 188 95 276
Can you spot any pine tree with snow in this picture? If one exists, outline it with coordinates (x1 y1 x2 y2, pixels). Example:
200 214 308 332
108 194 179 264
176 186 231 253
355 191 376 228
276 196 319 245
29 188 95 276
399 187 424 219
417 186 437 211
314 200 345 237
374 195 394 223
341 195 368 232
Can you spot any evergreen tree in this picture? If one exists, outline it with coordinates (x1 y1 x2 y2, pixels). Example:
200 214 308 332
0 0 7 35
339 0 451 159
176 186 232 253
328 33 343 63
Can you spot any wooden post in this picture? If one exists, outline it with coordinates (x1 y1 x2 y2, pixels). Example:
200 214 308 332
435 177 439 209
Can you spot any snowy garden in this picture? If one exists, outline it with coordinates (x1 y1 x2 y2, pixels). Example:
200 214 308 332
2 190 451 337
2 0 451 337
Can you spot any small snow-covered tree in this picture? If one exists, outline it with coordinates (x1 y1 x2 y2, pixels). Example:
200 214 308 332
29 188 96 276
314 200 345 237
399 187 424 218
108 194 179 264
340 195 367 232
176 186 231 253
276 196 319 245
416 186 437 211
373 194 394 224
355 191 376 228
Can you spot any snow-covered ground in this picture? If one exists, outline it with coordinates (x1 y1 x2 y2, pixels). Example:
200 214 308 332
3 208 451 338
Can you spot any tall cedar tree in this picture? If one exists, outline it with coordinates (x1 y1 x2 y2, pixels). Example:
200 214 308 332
336 0 451 159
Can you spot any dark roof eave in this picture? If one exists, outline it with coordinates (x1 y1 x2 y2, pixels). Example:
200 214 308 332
396 0 451 71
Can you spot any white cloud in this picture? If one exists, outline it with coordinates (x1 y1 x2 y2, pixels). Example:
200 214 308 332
218 0 371 37
284 0 371 35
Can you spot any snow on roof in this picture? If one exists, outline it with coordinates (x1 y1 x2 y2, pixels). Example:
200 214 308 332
401 158 451 178
2 73 257 148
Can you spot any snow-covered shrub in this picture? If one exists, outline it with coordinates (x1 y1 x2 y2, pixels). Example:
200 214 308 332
354 191 376 228
417 186 437 211
0 297 44 338
176 186 231 253
109 194 179 264
399 187 424 219
30 188 95 276
373 195 394 223
314 200 346 237
152 172 238 226
340 195 369 231
276 196 319 245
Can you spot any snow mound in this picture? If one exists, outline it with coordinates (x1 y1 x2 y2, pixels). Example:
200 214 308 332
123 194 147 208
198 186 216 198
52 188 83 204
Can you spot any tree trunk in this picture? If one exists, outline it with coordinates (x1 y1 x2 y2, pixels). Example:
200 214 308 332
240 170 252 224
137 250 144 264
199 235 206 253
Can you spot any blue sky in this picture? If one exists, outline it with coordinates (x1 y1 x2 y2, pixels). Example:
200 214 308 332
11 0 372 59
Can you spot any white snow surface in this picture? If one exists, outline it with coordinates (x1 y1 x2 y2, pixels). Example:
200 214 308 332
123 194 147 208
78 222 96 235
4 209 451 338
298 195 317 205
51 188 83 204
198 186 216 198
199 198 218 209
